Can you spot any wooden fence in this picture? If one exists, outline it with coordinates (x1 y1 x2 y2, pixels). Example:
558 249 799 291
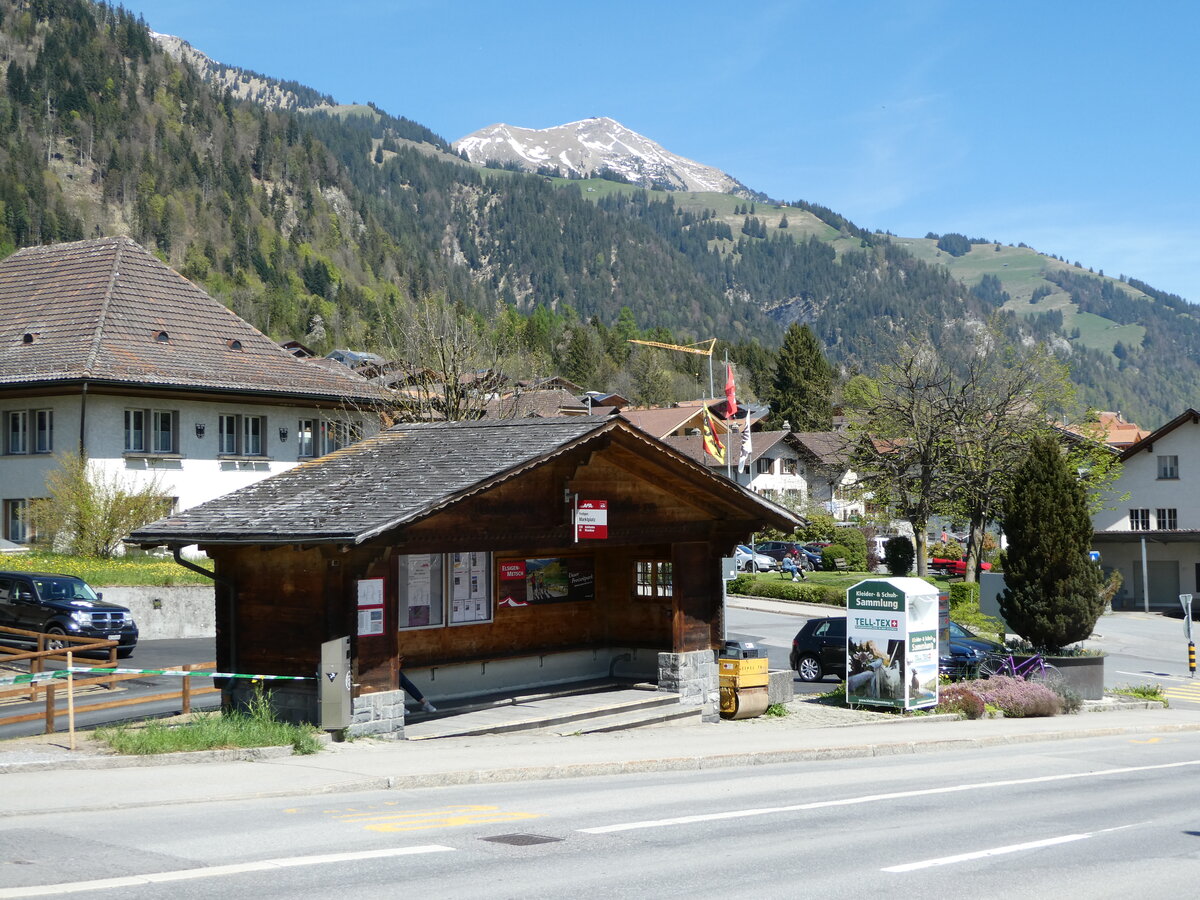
0 625 219 736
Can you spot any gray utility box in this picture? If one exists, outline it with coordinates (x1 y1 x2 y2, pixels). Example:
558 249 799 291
318 636 352 730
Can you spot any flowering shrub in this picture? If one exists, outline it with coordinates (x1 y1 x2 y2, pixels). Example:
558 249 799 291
937 684 986 719
968 675 1061 717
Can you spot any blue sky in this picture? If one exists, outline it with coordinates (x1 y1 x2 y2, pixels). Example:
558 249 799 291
125 1 1200 302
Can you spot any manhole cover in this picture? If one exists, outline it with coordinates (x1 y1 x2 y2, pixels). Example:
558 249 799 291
479 833 562 846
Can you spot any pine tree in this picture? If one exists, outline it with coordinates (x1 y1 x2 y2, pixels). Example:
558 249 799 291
999 434 1104 650
770 323 833 430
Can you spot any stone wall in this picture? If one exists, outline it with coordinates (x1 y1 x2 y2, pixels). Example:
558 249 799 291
348 689 406 739
657 649 718 722
101 585 216 640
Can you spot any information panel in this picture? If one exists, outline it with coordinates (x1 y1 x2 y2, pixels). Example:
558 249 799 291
846 578 939 710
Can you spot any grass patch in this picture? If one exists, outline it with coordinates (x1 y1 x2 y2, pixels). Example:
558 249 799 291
764 702 789 717
96 692 321 755
729 570 953 606
1110 682 1168 705
0 551 213 586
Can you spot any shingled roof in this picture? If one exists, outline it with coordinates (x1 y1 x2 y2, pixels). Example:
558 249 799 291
0 236 380 402
129 416 799 546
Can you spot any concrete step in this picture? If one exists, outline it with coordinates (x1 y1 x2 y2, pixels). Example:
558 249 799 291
534 703 704 735
402 687 685 740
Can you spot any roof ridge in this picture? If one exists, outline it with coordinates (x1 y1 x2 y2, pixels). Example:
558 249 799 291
83 238 125 375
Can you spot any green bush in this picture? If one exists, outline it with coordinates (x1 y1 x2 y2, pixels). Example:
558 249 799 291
884 536 915 576
948 581 979 607
727 575 844 606
821 543 850 571
835 528 867 570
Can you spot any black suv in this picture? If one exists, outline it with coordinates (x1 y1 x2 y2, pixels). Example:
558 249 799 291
790 616 847 682
0 572 138 657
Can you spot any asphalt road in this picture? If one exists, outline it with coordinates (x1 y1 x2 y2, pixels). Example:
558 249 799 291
2 732 1197 897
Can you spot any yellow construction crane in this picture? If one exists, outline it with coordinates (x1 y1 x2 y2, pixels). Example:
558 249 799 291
627 338 717 397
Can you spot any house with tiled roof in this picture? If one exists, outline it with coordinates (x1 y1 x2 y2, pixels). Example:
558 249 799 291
663 429 862 520
1091 407 1200 610
619 405 731 441
0 237 383 543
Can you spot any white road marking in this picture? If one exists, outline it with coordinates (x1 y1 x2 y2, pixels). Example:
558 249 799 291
0 845 455 898
578 760 1200 834
883 822 1144 872
883 833 1091 872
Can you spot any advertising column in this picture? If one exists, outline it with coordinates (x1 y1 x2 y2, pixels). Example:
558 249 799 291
846 578 939 710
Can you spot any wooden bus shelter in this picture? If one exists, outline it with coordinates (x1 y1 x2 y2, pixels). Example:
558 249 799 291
130 415 798 735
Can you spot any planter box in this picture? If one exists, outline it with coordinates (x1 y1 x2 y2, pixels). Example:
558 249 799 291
1015 653 1105 700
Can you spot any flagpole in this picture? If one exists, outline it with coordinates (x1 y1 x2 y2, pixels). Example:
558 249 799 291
725 351 732 480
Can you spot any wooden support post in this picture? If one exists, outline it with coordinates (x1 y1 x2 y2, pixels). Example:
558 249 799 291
182 664 193 715
44 684 55 734
67 651 76 750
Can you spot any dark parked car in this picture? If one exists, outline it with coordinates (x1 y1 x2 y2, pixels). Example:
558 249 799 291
790 616 846 682
790 616 1003 683
939 621 1003 680
754 541 819 570
0 571 138 657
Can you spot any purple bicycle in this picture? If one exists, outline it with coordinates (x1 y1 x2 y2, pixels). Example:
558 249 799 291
978 651 1061 683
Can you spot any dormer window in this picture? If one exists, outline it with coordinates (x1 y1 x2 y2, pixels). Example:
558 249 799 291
154 330 170 343
226 339 243 351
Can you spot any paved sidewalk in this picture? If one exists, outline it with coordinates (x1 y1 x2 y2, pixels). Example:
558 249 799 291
3 695 1198 816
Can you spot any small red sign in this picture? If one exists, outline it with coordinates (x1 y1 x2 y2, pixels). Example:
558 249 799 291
500 561 526 581
576 499 608 539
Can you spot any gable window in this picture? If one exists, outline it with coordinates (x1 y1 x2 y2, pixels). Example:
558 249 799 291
298 419 315 457
1156 508 1178 530
781 458 798 475
321 420 348 454
125 409 178 454
33 410 51 453
218 414 267 456
1157 455 1179 480
756 457 773 475
1129 508 1150 531
635 560 673 599
152 410 176 453
124 409 145 451
3 499 28 543
218 415 238 454
5 411 27 454
243 416 263 456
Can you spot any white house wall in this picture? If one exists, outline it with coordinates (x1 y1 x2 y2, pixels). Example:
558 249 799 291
1092 416 1200 609
1 393 378 517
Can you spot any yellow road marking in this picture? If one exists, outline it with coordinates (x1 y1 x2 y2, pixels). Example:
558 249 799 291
1129 737 1161 744
287 803 543 833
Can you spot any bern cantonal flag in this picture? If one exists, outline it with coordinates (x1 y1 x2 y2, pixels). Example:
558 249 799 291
701 409 725 463
724 363 737 418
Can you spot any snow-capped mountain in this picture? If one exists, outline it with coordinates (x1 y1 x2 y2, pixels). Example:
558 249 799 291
454 117 746 194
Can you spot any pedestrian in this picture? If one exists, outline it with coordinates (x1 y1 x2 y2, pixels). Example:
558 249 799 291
398 654 437 713
781 551 804 582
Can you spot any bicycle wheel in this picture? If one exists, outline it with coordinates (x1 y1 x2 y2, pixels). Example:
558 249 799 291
978 654 1009 678
1025 662 1061 684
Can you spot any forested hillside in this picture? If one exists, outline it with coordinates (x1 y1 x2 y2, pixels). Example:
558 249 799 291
0 0 1196 427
